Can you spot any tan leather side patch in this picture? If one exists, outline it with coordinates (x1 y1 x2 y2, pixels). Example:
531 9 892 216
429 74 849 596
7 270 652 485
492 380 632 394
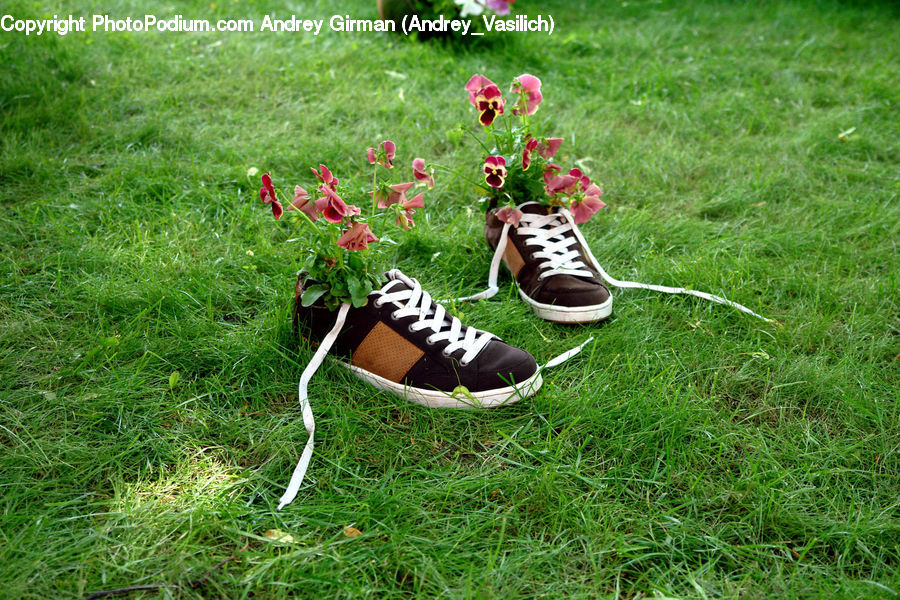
351 322 424 383
504 242 526 278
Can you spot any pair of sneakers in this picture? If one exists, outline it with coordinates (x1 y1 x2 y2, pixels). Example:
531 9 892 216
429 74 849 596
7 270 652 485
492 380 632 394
280 201 769 507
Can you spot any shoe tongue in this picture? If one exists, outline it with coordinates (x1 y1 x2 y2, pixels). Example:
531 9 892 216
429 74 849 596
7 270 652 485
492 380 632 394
518 201 557 216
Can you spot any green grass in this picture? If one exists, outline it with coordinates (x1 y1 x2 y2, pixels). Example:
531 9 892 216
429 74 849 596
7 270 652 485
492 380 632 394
1 0 898 597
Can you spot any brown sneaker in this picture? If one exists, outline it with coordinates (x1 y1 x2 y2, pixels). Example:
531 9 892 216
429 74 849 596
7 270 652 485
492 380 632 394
484 202 613 323
294 269 542 409
462 201 771 325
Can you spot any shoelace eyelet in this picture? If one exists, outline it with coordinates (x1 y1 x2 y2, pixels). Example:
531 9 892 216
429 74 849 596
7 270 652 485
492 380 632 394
390 310 401 321
425 336 436 345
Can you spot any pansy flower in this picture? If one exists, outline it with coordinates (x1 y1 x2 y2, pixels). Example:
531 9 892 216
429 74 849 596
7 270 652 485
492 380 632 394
412 158 435 189
474 84 505 127
320 186 360 224
483 156 508 188
373 182 415 208
521 136 539 171
311 164 339 190
543 163 562 185
496 206 523 227
337 221 378 251
544 166 592 198
537 137 563 159
545 173 579 196
397 192 425 230
570 185 605 224
259 173 283 220
465 74 496 106
568 167 591 190
455 0 485 17
486 0 514 15
366 140 396 169
288 185 319 221
510 74 543 116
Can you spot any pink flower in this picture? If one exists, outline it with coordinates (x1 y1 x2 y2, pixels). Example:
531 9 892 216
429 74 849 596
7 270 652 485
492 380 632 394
537 137 562 159
412 158 434 189
397 192 425 230
545 168 591 198
568 168 591 190
288 185 319 221
510 74 543 116
259 173 283 220
486 0 513 15
382 141 395 165
543 163 561 185
570 185 606 224
337 221 378 251
521 136 539 171
366 140 396 169
374 182 415 208
475 84 505 127
496 206 523 227
320 186 360 224
465 74 496 106
483 156 507 188
311 164 339 190
545 174 579 196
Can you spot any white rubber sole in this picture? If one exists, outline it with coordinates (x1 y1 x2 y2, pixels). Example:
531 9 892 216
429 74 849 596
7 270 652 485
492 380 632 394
518 287 613 324
341 363 542 409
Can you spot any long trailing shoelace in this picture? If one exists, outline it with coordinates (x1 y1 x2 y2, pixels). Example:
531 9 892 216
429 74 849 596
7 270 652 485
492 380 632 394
455 206 773 323
278 270 590 509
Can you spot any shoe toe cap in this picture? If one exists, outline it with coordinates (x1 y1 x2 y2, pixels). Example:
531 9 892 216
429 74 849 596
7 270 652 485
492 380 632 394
534 275 610 308
471 340 538 392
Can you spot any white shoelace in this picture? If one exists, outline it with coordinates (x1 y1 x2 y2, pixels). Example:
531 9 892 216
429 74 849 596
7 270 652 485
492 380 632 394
376 270 495 366
279 270 501 509
455 205 773 322
520 212 594 280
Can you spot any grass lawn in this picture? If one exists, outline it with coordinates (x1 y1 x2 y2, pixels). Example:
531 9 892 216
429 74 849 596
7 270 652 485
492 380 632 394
1 0 898 597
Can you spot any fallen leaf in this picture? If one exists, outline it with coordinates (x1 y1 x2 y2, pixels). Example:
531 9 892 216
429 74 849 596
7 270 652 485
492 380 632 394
264 529 296 543
343 526 362 538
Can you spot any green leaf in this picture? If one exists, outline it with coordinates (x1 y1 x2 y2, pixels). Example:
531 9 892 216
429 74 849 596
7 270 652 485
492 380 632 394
450 385 482 408
300 284 329 307
169 371 180 389
347 275 371 308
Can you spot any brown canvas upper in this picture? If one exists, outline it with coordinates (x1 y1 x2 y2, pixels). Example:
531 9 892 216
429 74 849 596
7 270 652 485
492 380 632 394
484 203 611 308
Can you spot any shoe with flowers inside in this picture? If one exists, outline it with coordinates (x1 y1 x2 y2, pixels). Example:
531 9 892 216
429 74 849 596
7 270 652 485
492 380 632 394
485 201 613 324
280 268 598 509
457 200 774 326
294 269 542 409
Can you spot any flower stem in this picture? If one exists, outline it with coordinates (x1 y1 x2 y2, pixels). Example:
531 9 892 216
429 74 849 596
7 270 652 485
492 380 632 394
466 128 493 156
431 162 482 187
371 164 378 217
